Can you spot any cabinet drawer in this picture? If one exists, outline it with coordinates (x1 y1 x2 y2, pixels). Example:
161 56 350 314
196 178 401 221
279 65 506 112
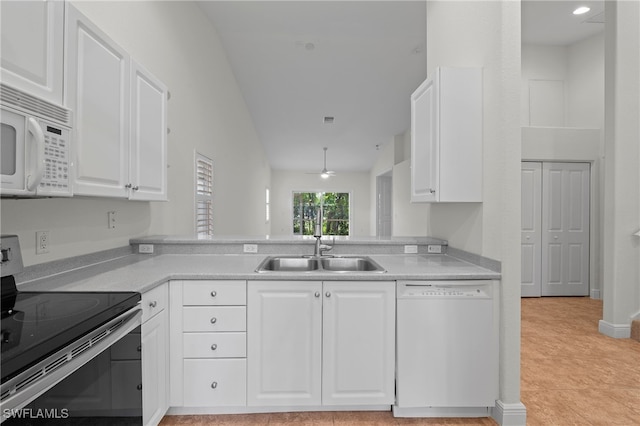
183 359 246 407
142 284 168 323
183 281 246 306
183 332 246 358
183 306 246 332
110 334 142 360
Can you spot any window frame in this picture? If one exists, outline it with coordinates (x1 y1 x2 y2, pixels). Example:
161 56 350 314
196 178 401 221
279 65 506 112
291 191 351 236
194 152 214 237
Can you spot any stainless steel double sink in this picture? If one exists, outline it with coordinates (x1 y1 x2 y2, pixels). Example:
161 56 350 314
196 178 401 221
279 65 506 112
255 256 386 273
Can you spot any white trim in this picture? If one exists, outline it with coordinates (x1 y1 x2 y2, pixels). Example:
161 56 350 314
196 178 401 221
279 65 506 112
392 406 492 418
598 319 631 338
590 288 601 299
168 405 390 415
491 400 527 426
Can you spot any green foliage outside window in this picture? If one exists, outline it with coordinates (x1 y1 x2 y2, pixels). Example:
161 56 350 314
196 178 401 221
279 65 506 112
293 192 349 236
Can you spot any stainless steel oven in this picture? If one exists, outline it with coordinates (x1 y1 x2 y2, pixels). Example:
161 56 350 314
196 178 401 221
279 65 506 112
0 236 143 424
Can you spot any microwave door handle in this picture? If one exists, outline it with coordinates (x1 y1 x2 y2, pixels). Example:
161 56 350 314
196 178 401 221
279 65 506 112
26 117 45 192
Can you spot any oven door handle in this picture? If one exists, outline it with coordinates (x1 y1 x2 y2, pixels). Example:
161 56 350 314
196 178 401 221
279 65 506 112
0 306 142 414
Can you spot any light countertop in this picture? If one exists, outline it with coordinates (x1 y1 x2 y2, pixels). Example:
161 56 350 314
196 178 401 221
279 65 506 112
18 253 501 294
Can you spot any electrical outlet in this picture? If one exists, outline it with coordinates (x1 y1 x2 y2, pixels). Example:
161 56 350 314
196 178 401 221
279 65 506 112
139 244 154 254
427 245 443 254
404 245 418 254
108 211 117 229
36 231 50 254
243 244 258 253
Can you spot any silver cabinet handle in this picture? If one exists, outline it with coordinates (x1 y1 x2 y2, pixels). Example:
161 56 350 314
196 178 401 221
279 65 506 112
211 382 218 389
149 301 157 308
125 183 132 189
210 291 217 297
132 186 139 191
325 292 331 298
210 317 217 324
137 345 142 352
315 291 320 297
429 189 436 194
211 343 217 351
137 384 143 391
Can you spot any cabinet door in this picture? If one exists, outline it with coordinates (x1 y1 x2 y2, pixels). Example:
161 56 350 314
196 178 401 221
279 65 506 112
142 308 169 425
129 60 167 201
66 4 130 198
247 281 322 406
0 0 64 105
410 73 439 202
322 281 395 405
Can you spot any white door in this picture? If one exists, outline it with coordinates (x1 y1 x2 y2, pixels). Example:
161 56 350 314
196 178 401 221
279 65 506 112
322 281 395 405
247 281 322 406
541 162 590 296
0 0 64 105
129 60 167 201
66 4 130 198
410 74 438 202
521 162 542 297
376 174 392 237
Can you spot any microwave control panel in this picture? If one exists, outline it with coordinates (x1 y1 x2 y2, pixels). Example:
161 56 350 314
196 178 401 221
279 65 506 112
38 120 71 196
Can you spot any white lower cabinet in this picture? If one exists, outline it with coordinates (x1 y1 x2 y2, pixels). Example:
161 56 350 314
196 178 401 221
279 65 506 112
170 280 248 408
142 304 169 425
183 359 247 407
247 280 395 407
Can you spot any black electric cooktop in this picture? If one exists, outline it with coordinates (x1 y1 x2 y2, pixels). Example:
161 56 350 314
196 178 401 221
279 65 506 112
1 277 140 384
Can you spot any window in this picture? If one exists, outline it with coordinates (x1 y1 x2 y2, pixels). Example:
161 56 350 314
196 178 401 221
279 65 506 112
265 188 270 223
292 192 350 236
195 152 213 237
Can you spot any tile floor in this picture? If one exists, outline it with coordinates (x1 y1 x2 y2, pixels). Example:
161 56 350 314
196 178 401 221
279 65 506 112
521 297 640 425
161 297 640 425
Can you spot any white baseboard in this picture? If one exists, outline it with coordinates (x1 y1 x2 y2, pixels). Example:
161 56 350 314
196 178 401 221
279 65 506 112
590 289 601 299
598 319 631 338
492 400 527 426
392 406 491 418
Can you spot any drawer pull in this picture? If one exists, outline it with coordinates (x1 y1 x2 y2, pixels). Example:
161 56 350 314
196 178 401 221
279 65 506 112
315 291 320 297
210 291 217 297
211 381 218 389
137 384 143 391
137 345 142 352
149 301 157 308
211 343 217 351
325 291 331 298
210 317 217 324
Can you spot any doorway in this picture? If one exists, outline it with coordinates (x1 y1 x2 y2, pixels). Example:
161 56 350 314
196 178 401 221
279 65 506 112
376 173 392 238
521 162 590 297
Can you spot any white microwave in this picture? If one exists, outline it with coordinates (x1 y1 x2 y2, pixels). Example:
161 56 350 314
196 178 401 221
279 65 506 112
1 84 72 197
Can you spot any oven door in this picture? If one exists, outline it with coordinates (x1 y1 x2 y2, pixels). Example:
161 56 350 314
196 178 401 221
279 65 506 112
1 307 142 424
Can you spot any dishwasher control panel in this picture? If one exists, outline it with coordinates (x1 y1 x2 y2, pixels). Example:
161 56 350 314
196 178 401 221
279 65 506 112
397 280 494 298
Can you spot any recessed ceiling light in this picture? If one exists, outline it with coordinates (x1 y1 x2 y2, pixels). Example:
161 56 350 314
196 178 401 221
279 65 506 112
323 116 334 124
573 6 591 15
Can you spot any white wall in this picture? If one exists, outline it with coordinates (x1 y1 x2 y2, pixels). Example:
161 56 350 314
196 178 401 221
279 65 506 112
602 0 640 333
522 33 604 128
0 1 271 266
426 0 522 413
270 170 370 237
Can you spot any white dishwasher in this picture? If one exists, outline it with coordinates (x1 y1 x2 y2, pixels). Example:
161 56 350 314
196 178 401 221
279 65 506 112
394 280 498 418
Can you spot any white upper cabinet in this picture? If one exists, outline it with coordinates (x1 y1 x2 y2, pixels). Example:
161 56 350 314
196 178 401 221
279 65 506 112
129 61 167 201
66 4 167 200
411 67 483 203
0 0 64 105
66 3 130 198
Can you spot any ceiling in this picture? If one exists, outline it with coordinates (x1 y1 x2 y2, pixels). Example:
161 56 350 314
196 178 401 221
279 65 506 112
198 1 604 174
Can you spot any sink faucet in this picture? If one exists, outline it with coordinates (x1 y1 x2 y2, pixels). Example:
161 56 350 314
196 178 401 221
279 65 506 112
313 209 332 256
